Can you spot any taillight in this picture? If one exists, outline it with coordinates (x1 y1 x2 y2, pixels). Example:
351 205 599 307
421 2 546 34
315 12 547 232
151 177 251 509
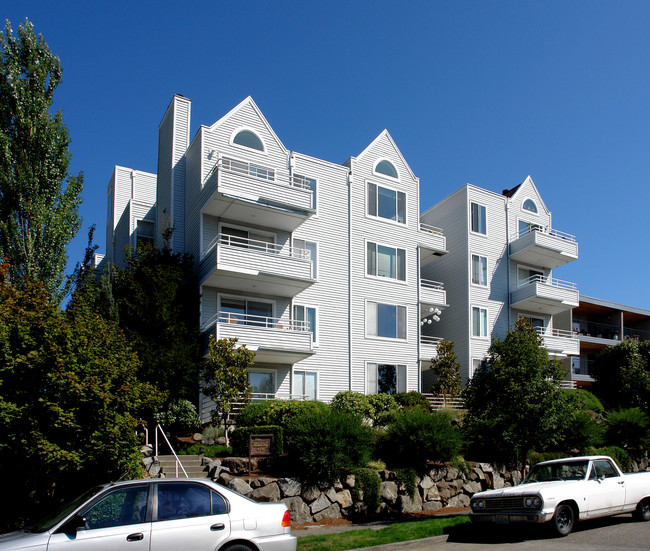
281 509 291 528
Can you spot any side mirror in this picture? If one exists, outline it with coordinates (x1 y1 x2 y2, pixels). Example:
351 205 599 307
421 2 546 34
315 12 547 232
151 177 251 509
61 514 86 534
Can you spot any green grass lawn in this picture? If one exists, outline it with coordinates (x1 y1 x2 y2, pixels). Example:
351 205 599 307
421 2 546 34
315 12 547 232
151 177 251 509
296 515 470 551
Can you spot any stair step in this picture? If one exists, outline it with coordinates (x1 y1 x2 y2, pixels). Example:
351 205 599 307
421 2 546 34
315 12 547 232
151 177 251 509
157 455 209 478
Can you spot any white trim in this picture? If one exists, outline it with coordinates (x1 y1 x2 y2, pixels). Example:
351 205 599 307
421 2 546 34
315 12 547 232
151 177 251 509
292 237 318 280
364 299 409 342
229 125 268 155
365 179 408 226
365 361 408 394
292 369 319 401
293 173 318 216
469 201 487 236
373 158 400 181
217 293 276 318
516 263 546 288
522 197 538 214
248 368 277 394
470 253 488 287
471 305 489 339
292 303 319 346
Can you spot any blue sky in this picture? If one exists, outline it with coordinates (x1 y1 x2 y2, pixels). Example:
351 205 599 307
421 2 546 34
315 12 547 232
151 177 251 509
5 1 650 309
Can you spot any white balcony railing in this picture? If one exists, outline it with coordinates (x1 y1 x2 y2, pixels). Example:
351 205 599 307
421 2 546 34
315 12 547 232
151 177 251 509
202 311 310 333
204 157 313 191
420 278 444 291
419 222 444 236
535 327 578 340
518 274 578 291
205 233 311 261
515 226 576 243
421 335 444 346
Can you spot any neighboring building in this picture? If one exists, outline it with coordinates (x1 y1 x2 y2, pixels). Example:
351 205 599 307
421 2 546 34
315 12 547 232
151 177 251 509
104 95 448 417
420 178 580 384
571 296 650 387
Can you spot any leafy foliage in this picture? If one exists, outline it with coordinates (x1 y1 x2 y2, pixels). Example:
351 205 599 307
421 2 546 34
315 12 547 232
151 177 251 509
331 390 374 418
0 19 83 303
429 340 462 400
285 408 375 483
592 340 650 412
564 389 604 414
154 399 200 435
0 268 160 530
237 399 327 428
605 408 650 450
349 468 382 512
202 337 254 444
379 409 461 472
584 446 631 472
463 318 570 472
393 391 431 412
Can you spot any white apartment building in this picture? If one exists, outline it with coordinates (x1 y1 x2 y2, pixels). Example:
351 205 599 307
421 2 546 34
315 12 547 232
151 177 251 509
102 95 449 416
420 178 580 384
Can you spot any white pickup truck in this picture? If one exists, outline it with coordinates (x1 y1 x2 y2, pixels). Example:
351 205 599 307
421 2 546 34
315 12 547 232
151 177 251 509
470 455 650 536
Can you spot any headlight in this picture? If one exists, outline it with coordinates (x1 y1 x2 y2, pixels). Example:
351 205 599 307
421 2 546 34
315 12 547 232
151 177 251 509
477 499 485 509
533 497 541 508
525 497 534 507
524 496 542 508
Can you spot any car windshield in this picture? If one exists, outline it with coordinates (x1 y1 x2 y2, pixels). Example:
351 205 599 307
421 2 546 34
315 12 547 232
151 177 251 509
523 460 589 483
27 486 105 533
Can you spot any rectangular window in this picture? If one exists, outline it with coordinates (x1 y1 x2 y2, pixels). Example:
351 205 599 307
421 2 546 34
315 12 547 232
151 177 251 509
293 304 317 342
293 370 317 400
367 182 406 224
249 370 275 395
472 306 488 337
472 359 486 378
518 220 542 236
220 297 273 327
136 220 154 246
471 254 488 285
367 301 406 339
367 363 406 394
517 266 544 287
293 238 317 278
294 174 317 210
366 242 406 281
471 202 487 234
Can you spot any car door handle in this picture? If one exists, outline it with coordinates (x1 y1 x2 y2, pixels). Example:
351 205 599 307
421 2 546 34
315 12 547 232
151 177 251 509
618 481 625 485
127 533 144 542
210 523 225 531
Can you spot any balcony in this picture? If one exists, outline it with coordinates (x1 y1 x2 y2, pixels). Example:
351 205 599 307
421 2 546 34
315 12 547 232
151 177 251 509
420 279 447 317
536 327 579 357
511 275 579 315
202 312 314 364
420 335 443 363
200 234 315 297
509 227 578 269
203 158 314 232
419 222 447 265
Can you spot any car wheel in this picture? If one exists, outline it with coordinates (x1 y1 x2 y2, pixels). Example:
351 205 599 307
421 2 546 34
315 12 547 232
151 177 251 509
633 499 650 522
551 503 574 537
223 545 253 551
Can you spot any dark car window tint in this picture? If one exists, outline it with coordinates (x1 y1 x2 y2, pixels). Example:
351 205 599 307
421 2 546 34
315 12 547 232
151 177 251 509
84 486 149 529
594 460 618 478
211 491 227 515
157 483 212 521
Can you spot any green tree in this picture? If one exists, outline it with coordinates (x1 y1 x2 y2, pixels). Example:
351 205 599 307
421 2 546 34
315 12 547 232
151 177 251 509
592 339 650 412
463 318 570 474
429 339 462 405
202 336 255 445
111 244 202 404
0 19 83 302
0 264 160 530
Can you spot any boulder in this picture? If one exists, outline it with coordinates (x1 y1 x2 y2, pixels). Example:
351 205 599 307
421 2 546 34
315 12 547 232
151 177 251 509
227 478 253 496
335 489 353 509
221 457 249 475
343 474 356 488
251 482 281 502
463 481 482 495
397 492 423 513
445 467 459 481
425 484 441 501
282 497 311 524
324 487 338 503
422 500 443 512
277 478 301 498
447 494 470 508
380 481 398 505
313 503 341 522
301 485 321 503
419 475 434 490
310 494 331 514
217 472 233 485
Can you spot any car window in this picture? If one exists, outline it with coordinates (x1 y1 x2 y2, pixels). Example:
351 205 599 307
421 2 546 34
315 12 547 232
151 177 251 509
211 491 227 515
83 485 149 529
156 483 214 521
594 460 619 478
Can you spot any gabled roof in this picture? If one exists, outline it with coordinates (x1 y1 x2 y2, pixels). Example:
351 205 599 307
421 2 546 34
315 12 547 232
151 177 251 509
354 129 417 180
207 96 288 155
503 175 550 215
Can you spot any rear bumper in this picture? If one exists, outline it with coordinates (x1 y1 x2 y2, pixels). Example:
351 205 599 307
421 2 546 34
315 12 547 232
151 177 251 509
252 533 297 551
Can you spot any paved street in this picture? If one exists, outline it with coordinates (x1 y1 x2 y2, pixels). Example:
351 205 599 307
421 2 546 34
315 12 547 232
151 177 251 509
397 514 650 551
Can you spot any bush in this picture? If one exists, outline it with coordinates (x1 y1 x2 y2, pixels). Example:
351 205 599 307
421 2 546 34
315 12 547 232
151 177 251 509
367 393 399 424
561 410 605 451
380 409 461 472
395 468 418 498
237 400 327 428
584 446 631 472
393 391 431 412
527 450 567 468
286 408 375 483
565 389 604 414
230 425 284 457
154 399 201 434
200 425 223 444
331 391 373 418
606 408 650 450
350 468 382 512
178 444 231 457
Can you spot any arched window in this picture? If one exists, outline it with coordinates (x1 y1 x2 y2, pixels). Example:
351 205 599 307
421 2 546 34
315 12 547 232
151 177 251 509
232 129 264 152
375 160 398 179
523 199 538 213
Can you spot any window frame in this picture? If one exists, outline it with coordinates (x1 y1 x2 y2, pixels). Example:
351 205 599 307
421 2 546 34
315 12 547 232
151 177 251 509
373 158 399 180
365 240 407 283
366 362 407 395
471 306 489 338
365 300 408 341
293 303 318 344
293 173 317 212
230 127 267 153
293 370 318 400
366 181 407 225
517 264 545 288
470 202 487 235
248 368 277 396
218 294 275 327
471 253 488 287
522 198 538 213
292 238 318 279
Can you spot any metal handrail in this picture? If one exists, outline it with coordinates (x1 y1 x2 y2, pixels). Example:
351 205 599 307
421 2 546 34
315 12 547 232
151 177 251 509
515 225 576 243
419 222 444 236
154 424 188 478
209 233 311 259
421 335 444 345
535 327 578 340
420 278 444 290
519 274 578 291
202 311 310 332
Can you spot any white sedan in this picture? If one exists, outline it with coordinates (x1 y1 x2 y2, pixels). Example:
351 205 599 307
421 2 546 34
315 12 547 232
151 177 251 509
470 455 650 536
0 479 296 551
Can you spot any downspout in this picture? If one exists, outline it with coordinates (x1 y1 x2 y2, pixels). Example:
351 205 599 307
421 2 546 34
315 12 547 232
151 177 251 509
505 197 511 329
348 169 353 391
416 244 422 393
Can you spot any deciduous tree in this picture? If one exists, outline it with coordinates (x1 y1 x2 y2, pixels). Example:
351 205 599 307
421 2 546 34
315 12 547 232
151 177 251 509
429 339 462 405
0 19 83 302
202 337 255 445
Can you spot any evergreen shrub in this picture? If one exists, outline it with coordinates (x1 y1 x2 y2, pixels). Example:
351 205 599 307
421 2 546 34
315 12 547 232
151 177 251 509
393 391 431 412
350 467 382 512
606 408 649 450
331 391 373 418
237 400 327 428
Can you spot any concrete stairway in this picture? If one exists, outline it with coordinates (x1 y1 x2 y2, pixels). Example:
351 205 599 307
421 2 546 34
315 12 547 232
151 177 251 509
157 454 208 478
